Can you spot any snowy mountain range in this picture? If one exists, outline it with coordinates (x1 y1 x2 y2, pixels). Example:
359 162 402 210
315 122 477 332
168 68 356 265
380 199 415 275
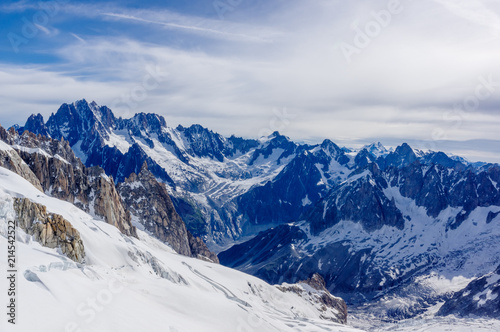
220 144 500 317
5 99 500 329
17 99 359 246
0 164 353 331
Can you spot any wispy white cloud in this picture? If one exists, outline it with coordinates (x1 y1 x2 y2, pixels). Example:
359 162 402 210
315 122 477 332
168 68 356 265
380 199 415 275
70 33 86 43
102 12 275 43
433 0 500 30
0 0 35 13
33 23 59 36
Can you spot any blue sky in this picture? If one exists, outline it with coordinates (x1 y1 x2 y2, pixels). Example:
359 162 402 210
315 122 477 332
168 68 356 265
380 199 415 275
1 0 500 162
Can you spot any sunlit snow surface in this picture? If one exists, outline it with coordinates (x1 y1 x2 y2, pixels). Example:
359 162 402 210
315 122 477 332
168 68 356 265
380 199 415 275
0 167 362 332
350 309 500 331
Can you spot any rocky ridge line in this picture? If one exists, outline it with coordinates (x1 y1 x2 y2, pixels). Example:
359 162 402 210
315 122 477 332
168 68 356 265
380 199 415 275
118 162 219 263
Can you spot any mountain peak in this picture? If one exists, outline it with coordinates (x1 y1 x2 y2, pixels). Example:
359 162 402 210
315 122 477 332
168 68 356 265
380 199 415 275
140 160 149 173
320 139 342 153
362 142 388 157
132 112 167 130
395 142 413 155
259 131 289 143
377 142 417 170
18 113 50 137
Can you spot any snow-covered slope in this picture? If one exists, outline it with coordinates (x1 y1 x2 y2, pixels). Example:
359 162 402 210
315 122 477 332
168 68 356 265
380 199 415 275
0 166 359 332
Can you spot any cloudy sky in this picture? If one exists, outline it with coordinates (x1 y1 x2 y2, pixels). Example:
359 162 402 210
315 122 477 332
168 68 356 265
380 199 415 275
1 0 499 161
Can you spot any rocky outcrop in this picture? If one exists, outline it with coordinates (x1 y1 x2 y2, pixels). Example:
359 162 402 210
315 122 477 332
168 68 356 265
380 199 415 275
437 264 500 318
0 127 44 191
0 126 136 238
3 121 215 260
277 273 348 324
91 168 137 237
187 232 219 263
117 162 191 255
118 162 217 261
13 197 85 263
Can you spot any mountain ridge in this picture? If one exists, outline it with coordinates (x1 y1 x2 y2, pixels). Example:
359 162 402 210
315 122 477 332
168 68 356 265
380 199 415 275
8 98 500 323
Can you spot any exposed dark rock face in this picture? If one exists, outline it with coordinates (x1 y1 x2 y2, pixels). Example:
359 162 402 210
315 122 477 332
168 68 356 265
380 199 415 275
91 168 136 237
386 161 500 225
0 126 137 238
117 162 218 262
117 162 192 256
277 273 348 324
2 122 217 261
249 132 298 165
176 124 227 162
221 154 500 309
14 197 85 263
377 143 417 170
219 224 379 301
20 113 50 137
40 100 175 184
238 139 350 227
187 232 219 263
307 163 405 235
0 151 43 192
218 224 308 281
354 149 376 169
238 152 325 225
487 211 500 223
437 264 500 318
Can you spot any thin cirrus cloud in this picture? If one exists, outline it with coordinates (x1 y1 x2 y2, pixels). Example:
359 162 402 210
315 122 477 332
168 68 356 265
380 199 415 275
433 0 500 30
0 0 499 162
101 12 277 43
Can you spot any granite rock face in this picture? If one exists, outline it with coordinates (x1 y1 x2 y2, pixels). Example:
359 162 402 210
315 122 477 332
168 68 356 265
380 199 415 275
0 127 44 191
118 162 218 262
187 232 219 263
277 273 348 324
117 162 192 256
3 122 216 260
91 168 136 237
14 197 85 263
1 126 137 237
